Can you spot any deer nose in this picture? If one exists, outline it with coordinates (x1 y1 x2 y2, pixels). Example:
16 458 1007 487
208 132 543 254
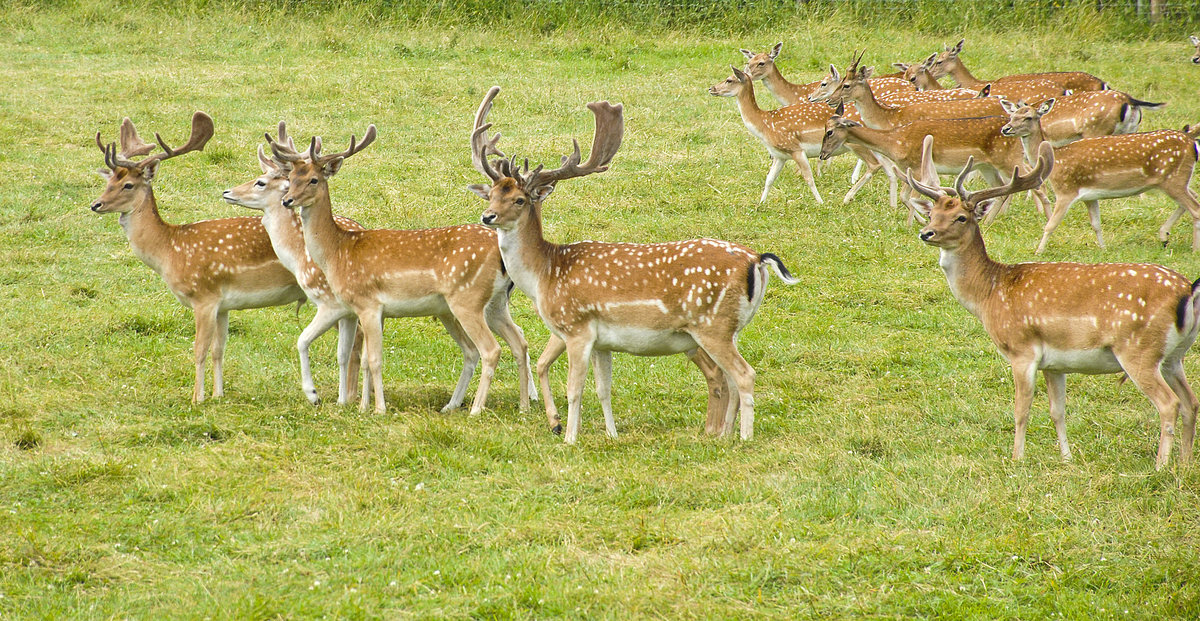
481 213 497 225
90 201 102 212
282 197 294 208
920 230 936 242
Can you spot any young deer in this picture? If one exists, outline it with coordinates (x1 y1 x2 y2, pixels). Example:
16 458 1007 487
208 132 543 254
740 44 908 107
222 123 366 405
999 99 1200 253
911 143 1200 470
819 111 1051 223
269 126 534 415
897 53 1066 103
709 66 894 206
469 86 799 444
91 112 307 403
931 39 1107 92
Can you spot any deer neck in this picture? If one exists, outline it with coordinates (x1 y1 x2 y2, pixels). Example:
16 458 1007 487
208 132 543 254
735 84 766 134
946 61 984 88
261 201 307 275
1017 124 1049 168
494 206 557 307
917 73 944 90
121 191 176 275
295 187 348 275
846 84 892 129
760 65 795 104
937 229 1006 319
845 125 903 163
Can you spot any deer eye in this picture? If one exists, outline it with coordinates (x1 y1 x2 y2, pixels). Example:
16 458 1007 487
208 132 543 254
757 62 765 66
515 197 526 205
309 178 318 185
122 182 133 190
955 215 967 223
255 180 266 187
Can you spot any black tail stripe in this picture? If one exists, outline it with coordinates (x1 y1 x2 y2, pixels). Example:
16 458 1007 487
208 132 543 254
745 263 756 301
1176 278 1200 329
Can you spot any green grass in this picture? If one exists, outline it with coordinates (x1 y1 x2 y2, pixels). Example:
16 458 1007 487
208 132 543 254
3 2 1200 619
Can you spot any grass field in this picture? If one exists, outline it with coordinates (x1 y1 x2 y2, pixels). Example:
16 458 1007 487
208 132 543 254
3 2 1200 618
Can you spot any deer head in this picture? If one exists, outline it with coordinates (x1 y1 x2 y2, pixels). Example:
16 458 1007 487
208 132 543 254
928 38 966 79
708 66 752 98
999 98 1055 137
818 102 860 160
223 122 298 211
468 86 624 232
273 124 376 213
91 112 214 214
740 42 783 80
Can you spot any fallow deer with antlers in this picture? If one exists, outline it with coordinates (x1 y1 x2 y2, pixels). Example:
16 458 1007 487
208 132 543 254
269 124 535 415
999 98 1200 253
222 123 367 406
90 112 308 403
931 38 1107 92
911 141 1200 470
469 86 799 444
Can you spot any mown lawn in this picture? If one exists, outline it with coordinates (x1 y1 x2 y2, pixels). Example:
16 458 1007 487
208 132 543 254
1 3 1199 619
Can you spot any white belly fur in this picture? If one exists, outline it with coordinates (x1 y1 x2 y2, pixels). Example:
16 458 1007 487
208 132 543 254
594 322 698 356
1039 345 1124 374
219 286 304 312
381 294 449 318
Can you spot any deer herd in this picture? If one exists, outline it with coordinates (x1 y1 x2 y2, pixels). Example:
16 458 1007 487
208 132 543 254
88 37 1200 469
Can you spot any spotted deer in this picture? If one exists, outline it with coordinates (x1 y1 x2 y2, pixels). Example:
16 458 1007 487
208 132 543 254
911 141 1200 470
809 61 980 105
1000 91 1165 146
999 98 1200 253
739 43 908 107
828 60 1011 131
897 53 1066 103
709 66 896 206
269 125 534 415
1191 36 1200 63
931 38 1107 92
222 123 366 405
468 86 799 444
90 112 310 403
819 109 1051 223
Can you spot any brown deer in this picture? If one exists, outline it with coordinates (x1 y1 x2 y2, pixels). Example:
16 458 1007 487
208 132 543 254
819 111 1051 223
911 141 1200 470
468 86 799 444
222 123 366 405
91 112 308 403
897 53 1066 103
709 66 896 206
999 99 1200 253
269 125 534 415
931 38 1107 92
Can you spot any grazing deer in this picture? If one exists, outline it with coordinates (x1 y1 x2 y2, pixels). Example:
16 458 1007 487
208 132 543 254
709 66 896 206
468 86 799 444
819 111 1051 223
931 38 1107 92
897 53 1066 103
222 123 366 405
269 125 535 415
999 99 1200 253
911 142 1200 470
91 112 308 403
739 44 908 107
1190 36 1200 64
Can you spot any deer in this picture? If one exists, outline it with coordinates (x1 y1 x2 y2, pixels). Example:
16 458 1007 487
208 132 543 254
1190 36 1200 64
999 91 1165 147
222 123 367 406
268 124 535 415
819 110 1051 223
468 86 799 444
896 53 1067 103
930 38 1107 92
999 98 1200 254
810 61 979 106
90 112 309 403
911 140 1200 470
709 66 898 207
827 60 1012 131
740 43 909 107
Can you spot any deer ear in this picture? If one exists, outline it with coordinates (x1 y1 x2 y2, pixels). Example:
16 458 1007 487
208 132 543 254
96 168 113 179
953 39 964 55
1191 35 1199 45
998 97 1020 115
740 48 754 60
322 156 345 178
466 184 491 200
257 145 276 174
532 183 557 202
912 199 933 218
861 66 874 79
972 199 996 221
924 52 937 66
829 64 840 81
834 101 845 116
1036 98 1055 116
141 160 159 182
770 42 782 59
731 65 748 82
892 63 909 70
977 84 991 98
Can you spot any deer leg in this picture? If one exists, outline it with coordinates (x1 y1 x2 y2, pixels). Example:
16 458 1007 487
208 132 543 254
448 303 502 416
1035 195 1079 254
850 158 863 183
337 316 362 405
791 152 824 204
688 347 730 436
1121 362 1181 470
296 304 344 405
1158 207 1188 246
211 310 229 399
1010 359 1037 461
537 335 567 433
1162 360 1198 464
1159 183 1200 251
760 157 786 203
436 314 480 413
841 157 879 205
1044 371 1072 461
690 333 756 441
1083 200 1105 248
357 308 386 414
485 295 534 412
563 335 595 445
191 302 219 403
591 350 617 438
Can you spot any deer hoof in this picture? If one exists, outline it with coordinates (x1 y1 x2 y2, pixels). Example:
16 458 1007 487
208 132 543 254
551 423 563 435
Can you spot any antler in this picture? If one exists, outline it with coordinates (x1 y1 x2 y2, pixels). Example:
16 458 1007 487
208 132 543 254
310 124 376 166
847 50 866 76
904 135 947 201
958 141 1053 207
525 100 624 189
471 86 504 183
136 111 215 169
266 120 305 163
95 117 160 170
